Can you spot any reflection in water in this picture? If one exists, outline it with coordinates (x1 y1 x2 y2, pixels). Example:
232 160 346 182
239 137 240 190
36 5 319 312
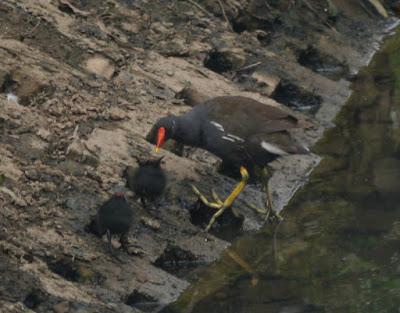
163 30 400 313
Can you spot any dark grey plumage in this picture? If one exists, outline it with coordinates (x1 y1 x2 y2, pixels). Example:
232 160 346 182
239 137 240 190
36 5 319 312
146 96 310 230
146 96 309 172
123 157 166 207
94 192 133 254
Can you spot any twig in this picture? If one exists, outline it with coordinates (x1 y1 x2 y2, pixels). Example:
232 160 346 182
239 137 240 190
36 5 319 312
359 0 376 18
273 219 283 274
300 0 338 33
71 125 79 140
1 19 41 39
186 0 212 17
264 1 273 11
21 19 41 37
216 0 233 31
232 61 262 73
301 0 319 15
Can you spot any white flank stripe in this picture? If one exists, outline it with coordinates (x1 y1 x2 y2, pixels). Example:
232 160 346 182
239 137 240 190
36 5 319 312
210 121 224 132
222 136 235 142
226 133 244 142
261 141 287 155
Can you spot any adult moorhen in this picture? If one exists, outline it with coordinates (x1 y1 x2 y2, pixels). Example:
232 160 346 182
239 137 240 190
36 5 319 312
146 96 309 231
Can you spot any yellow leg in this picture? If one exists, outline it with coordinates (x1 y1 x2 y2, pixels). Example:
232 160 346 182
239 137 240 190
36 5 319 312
261 167 283 222
192 166 249 232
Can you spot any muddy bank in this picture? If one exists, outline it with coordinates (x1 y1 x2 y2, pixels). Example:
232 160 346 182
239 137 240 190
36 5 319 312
0 0 398 312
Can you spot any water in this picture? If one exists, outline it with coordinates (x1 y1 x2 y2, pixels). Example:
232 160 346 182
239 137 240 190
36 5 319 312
162 29 400 313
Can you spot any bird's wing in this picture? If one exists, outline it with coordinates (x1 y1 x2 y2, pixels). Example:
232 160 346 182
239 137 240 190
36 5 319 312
205 97 300 138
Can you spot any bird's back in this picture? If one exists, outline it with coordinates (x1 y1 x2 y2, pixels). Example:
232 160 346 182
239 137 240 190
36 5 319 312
96 196 133 235
200 96 301 138
130 165 166 199
184 96 308 168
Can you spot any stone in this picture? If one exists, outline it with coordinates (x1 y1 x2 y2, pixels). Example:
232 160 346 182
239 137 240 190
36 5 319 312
204 47 246 73
159 38 190 57
251 71 280 96
37 128 52 141
0 187 27 207
140 216 161 230
175 87 208 107
84 55 115 79
53 301 70 313
108 107 126 121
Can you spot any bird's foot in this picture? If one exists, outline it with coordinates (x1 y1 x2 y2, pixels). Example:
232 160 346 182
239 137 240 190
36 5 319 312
191 185 227 232
191 166 249 232
268 209 283 223
191 185 223 209
246 202 283 224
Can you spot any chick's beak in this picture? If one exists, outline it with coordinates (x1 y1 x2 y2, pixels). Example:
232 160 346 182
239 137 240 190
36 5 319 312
156 127 166 152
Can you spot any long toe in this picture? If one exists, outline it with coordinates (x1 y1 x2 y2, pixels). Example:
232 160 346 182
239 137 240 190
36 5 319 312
191 185 223 209
269 210 284 223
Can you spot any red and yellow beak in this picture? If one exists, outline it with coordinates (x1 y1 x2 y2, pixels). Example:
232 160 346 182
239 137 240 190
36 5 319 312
155 127 166 152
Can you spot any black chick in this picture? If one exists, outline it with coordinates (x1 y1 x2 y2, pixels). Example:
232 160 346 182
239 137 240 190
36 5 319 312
94 191 133 254
123 156 166 208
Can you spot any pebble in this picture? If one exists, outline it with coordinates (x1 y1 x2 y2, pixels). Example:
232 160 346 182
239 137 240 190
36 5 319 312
53 301 70 313
140 216 161 230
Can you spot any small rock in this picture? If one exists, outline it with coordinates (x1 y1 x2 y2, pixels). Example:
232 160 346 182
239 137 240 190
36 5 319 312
204 47 246 73
125 245 145 256
176 87 208 107
53 301 70 313
251 71 280 96
151 22 169 34
0 186 27 207
12 69 48 105
121 21 140 34
140 216 161 230
254 29 270 41
160 38 189 57
37 128 52 141
108 107 126 121
84 55 115 79
25 169 39 180
42 182 57 192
